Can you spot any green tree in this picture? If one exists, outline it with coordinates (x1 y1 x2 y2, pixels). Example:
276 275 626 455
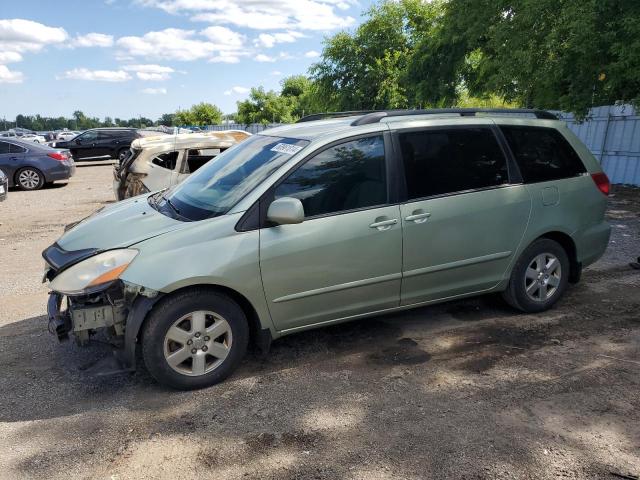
409 0 640 116
157 113 176 126
310 0 440 111
236 87 295 125
280 75 322 118
174 103 223 126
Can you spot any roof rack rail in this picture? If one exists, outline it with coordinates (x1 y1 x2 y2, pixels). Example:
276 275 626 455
296 110 376 123
351 108 558 126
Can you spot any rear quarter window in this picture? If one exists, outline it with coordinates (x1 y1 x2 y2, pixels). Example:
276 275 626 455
9 143 26 153
499 126 586 183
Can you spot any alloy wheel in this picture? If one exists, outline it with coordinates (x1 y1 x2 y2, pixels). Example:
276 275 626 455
163 310 232 376
18 169 41 189
524 253 562 302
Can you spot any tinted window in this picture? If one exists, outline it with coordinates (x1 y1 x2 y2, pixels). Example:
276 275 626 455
274 136 387 218
9 143 26 153
152 151 179 170
98 131 114 140
79 131 98 142
399 127 508 200
0 142 9 154
500 126 586 183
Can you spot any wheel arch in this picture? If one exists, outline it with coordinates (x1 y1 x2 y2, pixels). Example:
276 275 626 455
135 283 269 353
537 231 581 283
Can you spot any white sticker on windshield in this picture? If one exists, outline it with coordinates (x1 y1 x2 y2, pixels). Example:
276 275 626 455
271 143 303 155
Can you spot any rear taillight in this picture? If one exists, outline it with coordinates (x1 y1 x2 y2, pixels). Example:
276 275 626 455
47 152 68 161
591 172 610 196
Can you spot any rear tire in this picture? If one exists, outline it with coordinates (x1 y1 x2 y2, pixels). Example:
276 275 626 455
142 288 249 390
502 238 570 313
16 167 45 190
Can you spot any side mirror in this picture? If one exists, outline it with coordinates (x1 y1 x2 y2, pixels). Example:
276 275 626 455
267 197 304 225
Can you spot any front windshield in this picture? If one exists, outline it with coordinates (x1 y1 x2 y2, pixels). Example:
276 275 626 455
163 134 309 221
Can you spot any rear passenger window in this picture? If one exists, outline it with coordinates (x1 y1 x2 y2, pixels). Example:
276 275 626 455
398 127 508 200
274 135 387 218
0 142 9 154
152 151 179 170
500 126 586 183
9 144 26 154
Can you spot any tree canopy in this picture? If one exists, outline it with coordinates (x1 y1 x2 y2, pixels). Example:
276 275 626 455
174 102 223 126
7 0 640 128
310 0 640 116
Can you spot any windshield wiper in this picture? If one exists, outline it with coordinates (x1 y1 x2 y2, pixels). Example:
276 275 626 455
162 195 181 215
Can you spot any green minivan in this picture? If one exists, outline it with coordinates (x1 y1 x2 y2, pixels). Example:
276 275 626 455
43 109 611 389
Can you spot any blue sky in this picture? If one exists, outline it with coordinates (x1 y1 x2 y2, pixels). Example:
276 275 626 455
0 0 374 120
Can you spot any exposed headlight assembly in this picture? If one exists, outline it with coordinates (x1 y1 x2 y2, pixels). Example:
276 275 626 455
50 249 138 296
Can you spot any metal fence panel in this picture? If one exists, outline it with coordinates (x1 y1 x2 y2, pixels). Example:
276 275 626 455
557 105 640 186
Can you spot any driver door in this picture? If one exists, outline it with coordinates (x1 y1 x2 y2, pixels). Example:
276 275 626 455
259 134 403 332
71 130 99 160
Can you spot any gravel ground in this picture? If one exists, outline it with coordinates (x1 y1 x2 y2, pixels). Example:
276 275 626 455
0 164 639 480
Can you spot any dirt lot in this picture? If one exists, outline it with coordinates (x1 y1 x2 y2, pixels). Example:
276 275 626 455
0 164 639 480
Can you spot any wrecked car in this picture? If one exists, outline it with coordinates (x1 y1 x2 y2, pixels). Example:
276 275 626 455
43 109 610 390
113 130 251 200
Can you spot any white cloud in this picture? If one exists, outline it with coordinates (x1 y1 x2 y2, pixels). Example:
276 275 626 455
117 28 216 61
200 26 244 49
74 32 114 48
139 0 356 31
254 53 275 62
0 51 22 63
57 68 131 82
123 64 175 80
254 31 304 48
141 87 167 94
223 86 249 96
209 54 240 63
271 70 282 76
0 65 24 83
0 19 68 54
116 27 249 62
304 50 320 58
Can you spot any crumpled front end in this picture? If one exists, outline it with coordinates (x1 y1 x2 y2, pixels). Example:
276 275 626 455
43 242 161 371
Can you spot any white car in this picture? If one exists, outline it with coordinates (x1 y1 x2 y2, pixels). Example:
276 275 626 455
113 130 251 200
20 133 47 144
57 131 81 141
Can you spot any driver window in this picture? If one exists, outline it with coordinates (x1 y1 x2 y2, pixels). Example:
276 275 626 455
274 135 387 218
79 131 98 142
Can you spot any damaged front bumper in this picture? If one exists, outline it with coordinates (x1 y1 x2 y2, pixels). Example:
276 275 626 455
46 280 161 374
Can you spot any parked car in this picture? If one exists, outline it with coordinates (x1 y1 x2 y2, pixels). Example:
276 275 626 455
57 131 81 142
20 133 47 144
113 130 251 200
0 169 7 201
43 108 611 389
52 128 166 162
0 138 75 190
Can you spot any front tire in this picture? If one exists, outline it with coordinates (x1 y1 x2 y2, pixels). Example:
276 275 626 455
142 289 249 390
16 167 45 190
502 238 570 313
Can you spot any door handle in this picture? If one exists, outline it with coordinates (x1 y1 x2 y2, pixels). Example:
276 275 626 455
405 212 431 223
369 218 398 231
